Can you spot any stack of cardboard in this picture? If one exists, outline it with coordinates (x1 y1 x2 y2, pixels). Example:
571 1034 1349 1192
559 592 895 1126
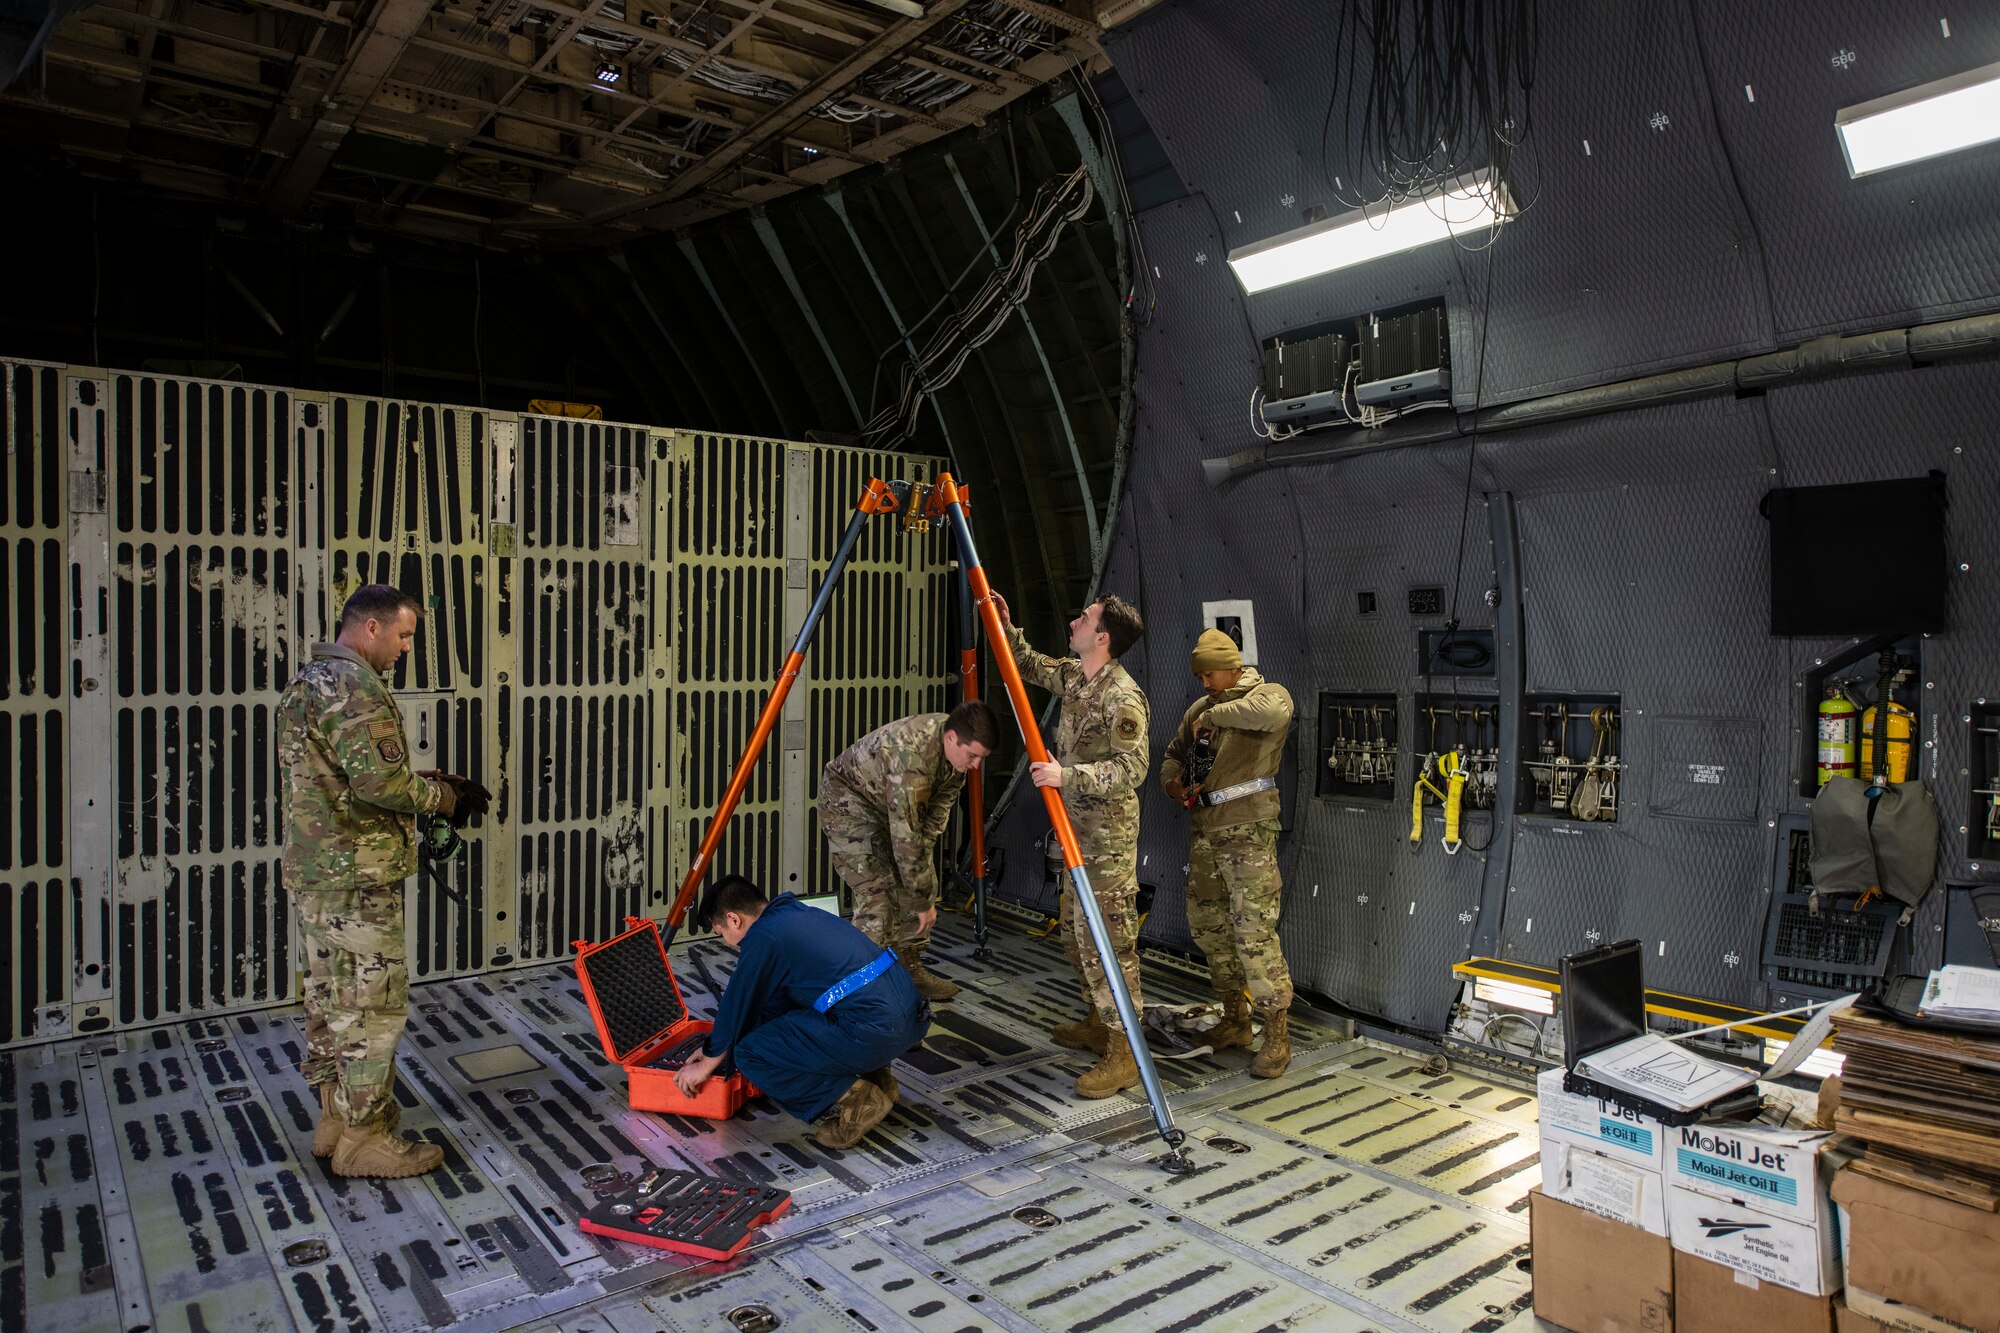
1827 1010 2000 1333
1530 1067 1845 1333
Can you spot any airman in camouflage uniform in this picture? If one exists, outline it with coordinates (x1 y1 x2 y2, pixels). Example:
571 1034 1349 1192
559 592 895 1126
991 591 1151 1099
277 584 476 1179
820 700 998 1002
1161 629 1296 1077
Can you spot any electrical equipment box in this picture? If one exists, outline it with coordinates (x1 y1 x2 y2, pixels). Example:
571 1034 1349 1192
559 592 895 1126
573 916 759 1119
1260 331 1355 429
1318 692 1399 799
1262 331 1352 401
1357 303 1451 408
1518 693 1622 823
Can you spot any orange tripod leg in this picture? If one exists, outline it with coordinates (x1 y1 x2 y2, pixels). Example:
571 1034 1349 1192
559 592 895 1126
929 473 1192 1172
663 478 907 944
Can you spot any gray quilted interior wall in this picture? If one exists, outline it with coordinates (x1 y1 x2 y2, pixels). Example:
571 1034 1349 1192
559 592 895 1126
989 0 2000 1036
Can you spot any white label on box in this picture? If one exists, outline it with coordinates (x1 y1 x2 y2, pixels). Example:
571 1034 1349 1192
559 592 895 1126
1537 1065 1668 1169
1668 1123 1830 1224
1666 1181 1839 1295
1542 1142 1669 1235
1564 1147 1644 1226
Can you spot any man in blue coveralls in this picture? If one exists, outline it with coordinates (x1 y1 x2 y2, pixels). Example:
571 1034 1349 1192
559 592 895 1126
673 875 929 1149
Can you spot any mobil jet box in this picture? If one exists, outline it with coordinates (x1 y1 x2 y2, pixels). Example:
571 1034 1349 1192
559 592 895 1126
1668 1121 1832 1226
1538 1064 1669 1170
1666 1168 1840 1296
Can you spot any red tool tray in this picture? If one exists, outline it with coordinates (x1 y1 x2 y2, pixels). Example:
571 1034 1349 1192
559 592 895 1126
573 916 757 1119
579 1166 791 1261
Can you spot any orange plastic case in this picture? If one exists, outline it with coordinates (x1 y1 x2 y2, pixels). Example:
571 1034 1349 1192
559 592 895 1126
572 916 757 1119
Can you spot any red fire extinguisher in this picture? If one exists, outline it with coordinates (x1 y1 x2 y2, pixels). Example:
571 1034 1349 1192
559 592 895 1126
1817 688 1858 785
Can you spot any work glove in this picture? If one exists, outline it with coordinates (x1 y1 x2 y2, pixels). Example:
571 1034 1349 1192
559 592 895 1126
443 774 492 825
424 772 491 825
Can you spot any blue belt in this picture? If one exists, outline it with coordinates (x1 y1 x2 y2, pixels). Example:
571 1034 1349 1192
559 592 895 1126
814 949 898 1014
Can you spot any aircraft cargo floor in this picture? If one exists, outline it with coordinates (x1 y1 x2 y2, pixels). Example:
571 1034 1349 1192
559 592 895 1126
4 911 1549 1333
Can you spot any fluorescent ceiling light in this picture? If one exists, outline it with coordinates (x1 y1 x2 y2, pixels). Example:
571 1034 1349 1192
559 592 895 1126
1837 60 2000 177
1474 976 1555 1017
1227 173 1511 295
1763 1037 1846 1081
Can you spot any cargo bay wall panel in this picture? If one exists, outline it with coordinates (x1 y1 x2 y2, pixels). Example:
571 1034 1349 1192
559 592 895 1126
6 357 944 1049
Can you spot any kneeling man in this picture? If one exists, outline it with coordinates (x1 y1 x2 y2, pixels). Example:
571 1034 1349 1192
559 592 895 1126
674 876 929 1149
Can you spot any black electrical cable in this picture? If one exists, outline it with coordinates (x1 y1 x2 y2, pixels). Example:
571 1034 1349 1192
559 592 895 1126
864 111 1025 424
1318 0 1542 230
1438 217 1503 656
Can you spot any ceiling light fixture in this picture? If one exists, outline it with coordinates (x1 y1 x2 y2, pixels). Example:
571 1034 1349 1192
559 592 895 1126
1836 59 2000 177
1226 171 1512 295
595 61 622 86
854 0 925 15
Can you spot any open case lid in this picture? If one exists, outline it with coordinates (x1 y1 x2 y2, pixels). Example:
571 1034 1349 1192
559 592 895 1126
573 916 690 1064
1560 938 1647 1069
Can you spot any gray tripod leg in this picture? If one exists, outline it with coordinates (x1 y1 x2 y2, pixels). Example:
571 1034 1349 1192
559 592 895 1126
1067 865 1194 1172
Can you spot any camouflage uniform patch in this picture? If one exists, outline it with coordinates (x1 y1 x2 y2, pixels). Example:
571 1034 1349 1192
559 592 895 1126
1186 818 1294 1014
277 641 446 1118
1006 625 1150 1027
820 714 965 957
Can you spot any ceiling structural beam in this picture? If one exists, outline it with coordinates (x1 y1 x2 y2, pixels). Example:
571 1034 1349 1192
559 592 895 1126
586 0 782 163
881 167 1058 602
675 235 797 438
750 211 863 424
591 0 975 220
944 149 1097 561
824 189 961 466
997 0 1101 37
264 0 441 212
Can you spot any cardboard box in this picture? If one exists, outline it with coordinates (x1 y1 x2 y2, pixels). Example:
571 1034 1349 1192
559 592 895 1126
1530 1187 1675 1333
1667 1120 1834 1225
573 916 758 1118
1833 1169 2000 1333
1542 1139 1670 1236
1676 1250 1836 1333
1835 1295 1951 1333
1539 1064 1670 1170
1667 1169 1842 1295
1842 1288 1985 1333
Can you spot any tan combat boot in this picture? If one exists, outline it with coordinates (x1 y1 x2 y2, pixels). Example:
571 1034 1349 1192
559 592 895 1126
1051 1012 1110 1054
1208 994 1255 1051
862 1065 900 1104
312 1082 398 1157
904 953 960 1002
331 1122 443 1178
816 1078 894 1150
312 1084 345 1157
1250 1010 1291 1079
1075 1031 1142 1099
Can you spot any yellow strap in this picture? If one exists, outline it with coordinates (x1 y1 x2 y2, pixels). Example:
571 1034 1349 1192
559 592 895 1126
1443 750 1467 853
